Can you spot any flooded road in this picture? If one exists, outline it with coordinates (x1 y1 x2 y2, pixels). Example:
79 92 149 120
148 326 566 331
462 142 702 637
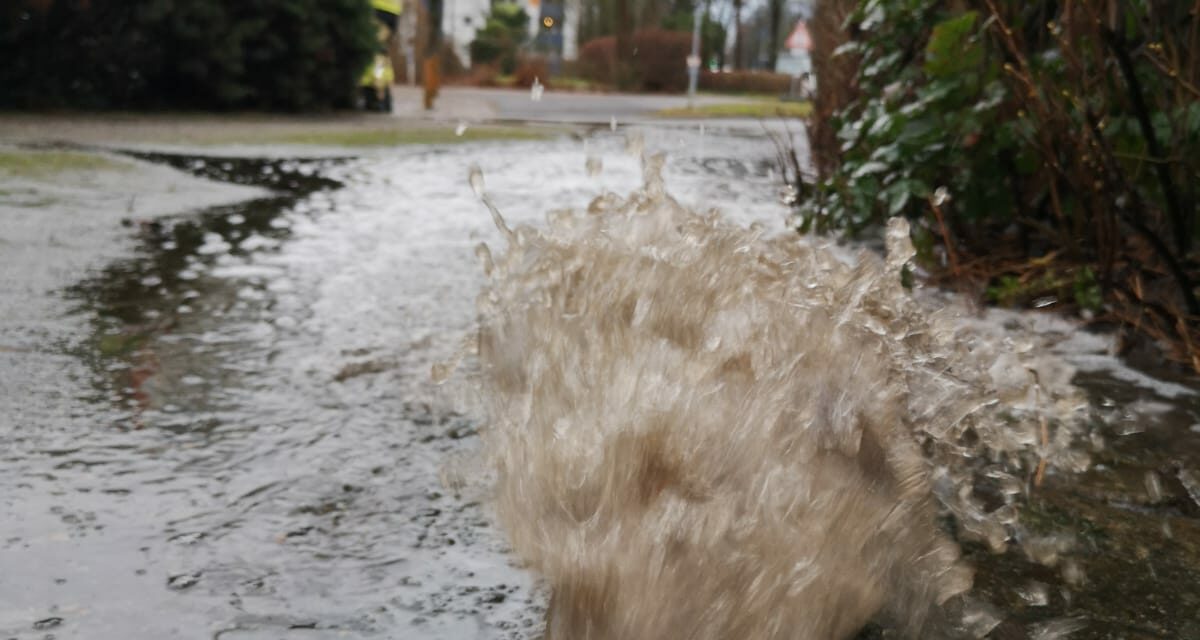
2 125 1199 639
1 128 796 639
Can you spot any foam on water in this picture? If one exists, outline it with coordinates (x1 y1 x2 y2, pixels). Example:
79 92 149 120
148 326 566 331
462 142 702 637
456 154 1095 638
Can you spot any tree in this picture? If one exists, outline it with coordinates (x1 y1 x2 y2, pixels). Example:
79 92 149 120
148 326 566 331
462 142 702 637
732 0 744 69
661 2 726 68
0 0 377 110
615 0 634 62
766 0 784 70
468 2 529 73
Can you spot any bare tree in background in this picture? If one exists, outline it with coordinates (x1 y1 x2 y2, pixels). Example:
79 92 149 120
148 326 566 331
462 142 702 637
767 0 784 70
615 0 633 58
732 0 743 69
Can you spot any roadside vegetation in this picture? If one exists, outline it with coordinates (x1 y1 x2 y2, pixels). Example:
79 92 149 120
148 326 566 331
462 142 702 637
799 0 1200 372
657 99 811 119
0 149 127 178
1 0 376 111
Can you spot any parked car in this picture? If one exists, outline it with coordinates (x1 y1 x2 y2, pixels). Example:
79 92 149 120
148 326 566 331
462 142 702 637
360 50 395 112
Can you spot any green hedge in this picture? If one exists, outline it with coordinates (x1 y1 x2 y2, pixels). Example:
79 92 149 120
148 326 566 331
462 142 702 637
803 0 1200 368
0 0 377 111
468 2 528 75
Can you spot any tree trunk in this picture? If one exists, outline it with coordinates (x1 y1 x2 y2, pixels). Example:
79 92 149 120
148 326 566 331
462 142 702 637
615 0 634 87
767 0 784 71
732 0 743 69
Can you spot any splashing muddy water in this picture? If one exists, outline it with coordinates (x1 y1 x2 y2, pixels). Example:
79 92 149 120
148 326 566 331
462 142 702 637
456 151 1197 638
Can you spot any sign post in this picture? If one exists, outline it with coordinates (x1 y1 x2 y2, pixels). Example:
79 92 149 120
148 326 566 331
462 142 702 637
686 4 702 108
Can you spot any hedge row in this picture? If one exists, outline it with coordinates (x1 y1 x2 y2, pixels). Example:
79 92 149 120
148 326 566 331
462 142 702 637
578 29 692 92
0 0 377 111
803 0 1200 370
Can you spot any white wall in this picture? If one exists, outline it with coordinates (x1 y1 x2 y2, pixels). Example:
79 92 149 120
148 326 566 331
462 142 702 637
444 0 581 65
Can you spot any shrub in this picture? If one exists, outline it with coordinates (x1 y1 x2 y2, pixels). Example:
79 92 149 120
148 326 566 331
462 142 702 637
440 41 467 79
578 29 691 92
0 0 377 111
450 64 502 88
468 2 528 74
633 29 692 92
803 0 1200 370
699 70 792 95
513 57 550 89
578 36 618 86
660 9 726 69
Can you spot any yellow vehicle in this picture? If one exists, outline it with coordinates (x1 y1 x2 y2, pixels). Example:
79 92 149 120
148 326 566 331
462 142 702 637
360 0 401 112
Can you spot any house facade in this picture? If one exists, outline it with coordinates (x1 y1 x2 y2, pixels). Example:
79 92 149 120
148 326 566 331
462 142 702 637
441 0 579 64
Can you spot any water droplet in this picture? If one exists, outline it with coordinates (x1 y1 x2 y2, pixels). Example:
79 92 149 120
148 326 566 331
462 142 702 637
1029 617 1087 640
1060 559 1085 586
957 597 1004 638
1016 580 1050 606
884 217 916 273
625 132 645 157
455 122 469 136
475 243 494 275
468 164 485 198
1178 468 1200 508
585 156 602 177
530 77 544 102
780 184 799 206
1144 470 1164 503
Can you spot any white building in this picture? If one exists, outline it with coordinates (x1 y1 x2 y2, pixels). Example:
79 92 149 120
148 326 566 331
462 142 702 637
441 0 491 64
776 19 814 98
441 0 579 65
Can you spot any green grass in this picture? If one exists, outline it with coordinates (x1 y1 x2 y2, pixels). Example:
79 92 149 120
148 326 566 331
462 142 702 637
548 76 605 92
0 149 127 177
657 100 812 119
260 125 552 147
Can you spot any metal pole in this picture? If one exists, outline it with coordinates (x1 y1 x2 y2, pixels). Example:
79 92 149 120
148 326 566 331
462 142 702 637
686 3 702 108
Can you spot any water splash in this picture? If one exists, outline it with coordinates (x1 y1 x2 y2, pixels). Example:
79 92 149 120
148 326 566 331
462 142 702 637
451 152 1091 638
585 155 603 177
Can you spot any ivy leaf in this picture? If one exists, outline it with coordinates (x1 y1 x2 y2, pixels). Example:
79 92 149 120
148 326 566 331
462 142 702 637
925 11 981 78
852 161 890 179
888 185 912 216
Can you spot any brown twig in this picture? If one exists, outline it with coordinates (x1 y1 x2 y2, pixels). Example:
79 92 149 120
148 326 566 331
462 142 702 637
1102 25 1191 256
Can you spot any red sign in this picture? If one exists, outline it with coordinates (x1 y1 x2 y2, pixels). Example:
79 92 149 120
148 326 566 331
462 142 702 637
785 20 812 51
